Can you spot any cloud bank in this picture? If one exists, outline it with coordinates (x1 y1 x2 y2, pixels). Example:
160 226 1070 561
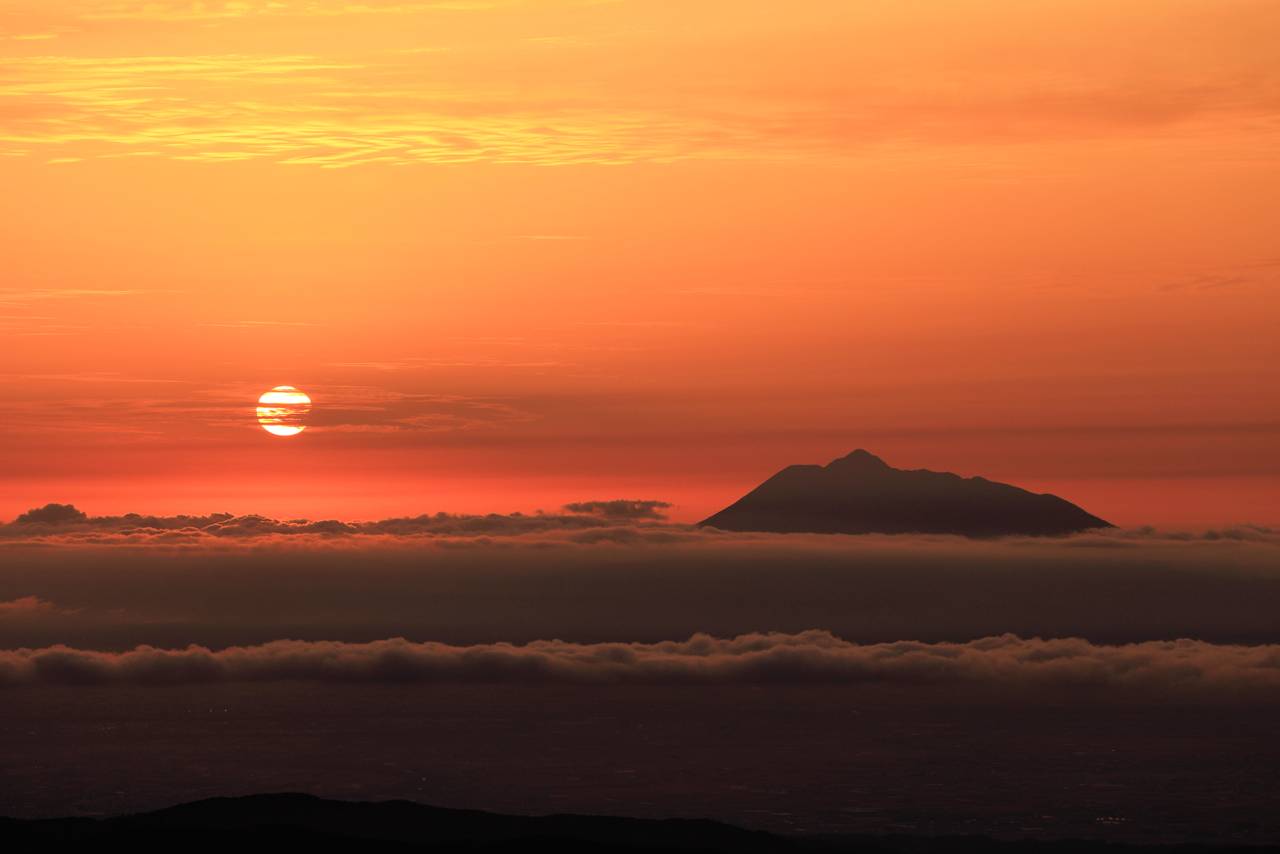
0 502 688 547
4 632 1280 698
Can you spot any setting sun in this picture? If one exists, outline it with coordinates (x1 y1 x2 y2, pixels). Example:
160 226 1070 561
256 386 311 437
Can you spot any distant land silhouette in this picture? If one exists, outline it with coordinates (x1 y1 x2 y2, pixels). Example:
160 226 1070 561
700 450 1112 537
2 794 1273 853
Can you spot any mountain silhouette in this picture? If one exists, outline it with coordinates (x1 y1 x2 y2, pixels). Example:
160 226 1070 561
0 794 1269 852
699 450 1112 537
0 794 770 852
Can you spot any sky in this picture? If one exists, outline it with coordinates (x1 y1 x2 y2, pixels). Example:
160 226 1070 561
2 0 1278 525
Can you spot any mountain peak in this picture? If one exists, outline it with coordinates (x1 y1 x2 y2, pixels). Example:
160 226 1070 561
700 450 1111 538
826 449 890 470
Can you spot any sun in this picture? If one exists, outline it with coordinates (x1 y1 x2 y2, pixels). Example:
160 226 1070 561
257 386 311 437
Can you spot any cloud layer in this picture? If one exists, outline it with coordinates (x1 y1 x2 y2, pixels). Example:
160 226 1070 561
3 505 1280 651
5 502 1276 549
4 631 1280 698
0 502 686 547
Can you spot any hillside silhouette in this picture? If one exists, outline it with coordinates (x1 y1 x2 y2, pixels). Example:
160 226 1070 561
2 794 1274 853
700 450 1112 537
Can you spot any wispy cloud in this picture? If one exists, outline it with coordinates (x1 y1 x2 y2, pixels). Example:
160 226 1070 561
0 380 541 437
1158 259 1280 293
327 358 568 371
0 596 71 618
0 288 163 305
2 371 183 384
58 0 592 23
200 319 319 329
0 290 172 336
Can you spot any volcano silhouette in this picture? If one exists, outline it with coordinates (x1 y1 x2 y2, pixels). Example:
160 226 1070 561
699 450 1112 537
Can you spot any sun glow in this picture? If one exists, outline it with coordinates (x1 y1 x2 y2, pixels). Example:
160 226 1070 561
256 386 311 437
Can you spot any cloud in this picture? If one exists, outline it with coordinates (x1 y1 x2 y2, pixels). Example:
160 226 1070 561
2 1 1277 167
14 503 87 524
38 1 588 23
200 319 319 329
305 390 539 434
3 632 1280 698
2 513 1280 655
0 502 685 546
5 502 1277 548
563 500 672 520
0 381 542 440
0 50 708 168
0 596 65 618
0 288 157 303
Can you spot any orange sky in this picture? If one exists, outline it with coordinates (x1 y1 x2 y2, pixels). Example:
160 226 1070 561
2 0 1278 525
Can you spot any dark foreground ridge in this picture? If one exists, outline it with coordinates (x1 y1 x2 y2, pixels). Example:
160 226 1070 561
1 794 1273 853
700 450 1112 537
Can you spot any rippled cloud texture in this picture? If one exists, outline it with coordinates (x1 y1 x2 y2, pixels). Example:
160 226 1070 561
3 0 1278 166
